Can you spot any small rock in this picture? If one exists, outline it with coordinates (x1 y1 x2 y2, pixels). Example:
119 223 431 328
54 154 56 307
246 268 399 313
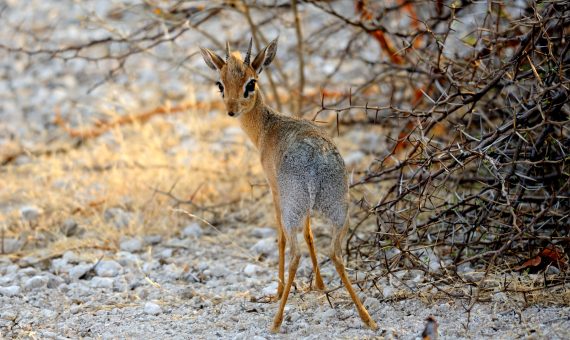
95 260 122 277
0 238 23 254
104 208 132 229
321 308 337 319
144 235 162 245
142 260 160 273
42 309 57 318
243 264 260 276
18 267 37 276
250 238 275 256
182 223 203 238
46 274 65 289
383 286 395 298
251 227 276 238
0 285 21 297
51 258 68 273
69 264 92 280
116 251 139 266
262 282 278 296
70 305 81 315
144 302 162 315
210 265 230 278
90 277 114 289
60 218 78 236
158 248 173 259
20 205 42 221
546 265 560 275
364 297 381 311
492 292 508 303
163 263 184 281
62 251 81 263
0 310 17 321
4 265 19 275
24 276 48 290
120 238 143 253
0 275 13 286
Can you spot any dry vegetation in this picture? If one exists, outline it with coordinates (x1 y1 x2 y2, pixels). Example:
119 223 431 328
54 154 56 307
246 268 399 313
1 0 568 317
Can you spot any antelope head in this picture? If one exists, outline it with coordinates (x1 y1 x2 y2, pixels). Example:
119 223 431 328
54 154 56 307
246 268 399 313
200 37 278 117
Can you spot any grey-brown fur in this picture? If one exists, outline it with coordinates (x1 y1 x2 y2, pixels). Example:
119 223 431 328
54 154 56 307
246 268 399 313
258 108 349 231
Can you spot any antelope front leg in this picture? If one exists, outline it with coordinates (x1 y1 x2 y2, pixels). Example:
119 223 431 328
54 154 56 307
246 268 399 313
277 225 285 298
271 190 285 299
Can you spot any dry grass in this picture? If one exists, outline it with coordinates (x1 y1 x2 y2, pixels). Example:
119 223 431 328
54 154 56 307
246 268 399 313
0 98 269 258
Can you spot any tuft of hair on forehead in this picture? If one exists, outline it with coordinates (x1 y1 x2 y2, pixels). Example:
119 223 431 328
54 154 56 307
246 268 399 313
225 52 249 79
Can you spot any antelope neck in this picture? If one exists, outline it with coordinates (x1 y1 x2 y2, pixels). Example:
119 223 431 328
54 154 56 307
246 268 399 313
238 91 271 149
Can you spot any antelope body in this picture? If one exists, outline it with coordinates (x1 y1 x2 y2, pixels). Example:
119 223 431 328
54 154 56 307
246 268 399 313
200 38 377 332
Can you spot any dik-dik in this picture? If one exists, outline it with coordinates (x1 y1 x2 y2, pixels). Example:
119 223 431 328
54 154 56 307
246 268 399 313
200 38 377 332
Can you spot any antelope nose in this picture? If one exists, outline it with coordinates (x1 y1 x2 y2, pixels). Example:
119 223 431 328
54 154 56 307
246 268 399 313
228 111 235 117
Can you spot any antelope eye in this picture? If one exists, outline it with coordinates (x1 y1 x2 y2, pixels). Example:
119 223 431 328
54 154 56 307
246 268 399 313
215 81 224 93
246 80 256 92
244 79 256 98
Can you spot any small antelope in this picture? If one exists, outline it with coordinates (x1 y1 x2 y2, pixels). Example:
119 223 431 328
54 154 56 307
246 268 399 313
200 38 377 332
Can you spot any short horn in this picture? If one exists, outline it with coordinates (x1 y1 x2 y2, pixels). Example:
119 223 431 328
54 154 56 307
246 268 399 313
244 37 253 65
225 41 231 62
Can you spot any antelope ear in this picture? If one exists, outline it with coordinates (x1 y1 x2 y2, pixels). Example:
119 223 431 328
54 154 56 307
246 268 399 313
200 47 225 71
251 37 278 74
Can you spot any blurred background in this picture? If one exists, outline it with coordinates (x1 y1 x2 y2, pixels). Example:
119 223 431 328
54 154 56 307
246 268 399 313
0 0 568 306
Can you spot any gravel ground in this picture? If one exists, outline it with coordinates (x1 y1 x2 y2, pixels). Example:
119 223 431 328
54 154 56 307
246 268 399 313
2 222 569 339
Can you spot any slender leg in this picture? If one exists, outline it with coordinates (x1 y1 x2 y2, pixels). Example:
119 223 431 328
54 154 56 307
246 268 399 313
277 227 286 299
303 216 326 290
271 191 286 299
329 217 378 330
271 231 301 333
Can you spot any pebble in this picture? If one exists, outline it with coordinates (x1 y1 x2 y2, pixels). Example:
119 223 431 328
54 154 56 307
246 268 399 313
243 264 260 276
321 308 337 319
383 286 395 298
209 265 230 278
24 275 49 290
51 258 68 273
18 267 38 276
19 205 42 221
365 297 381 311
158 248 174 259
142 260 160 273
95 260 122 277
0 285 21 297
60 218 78 236
144 302 162 315
90 277 114 289
144 235 162 245
1 310 17 321
116 251 139 266
250 238 275 256
69 264 92 280
0 238 22 253
261 282 278 296
62 251 81 263
251 227 276 238
120 238 143 253
182 223 203 238
104 208 132 229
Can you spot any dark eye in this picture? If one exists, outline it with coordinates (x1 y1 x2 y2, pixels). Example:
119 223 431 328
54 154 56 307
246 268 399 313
244 79 256 98
216 81 224 94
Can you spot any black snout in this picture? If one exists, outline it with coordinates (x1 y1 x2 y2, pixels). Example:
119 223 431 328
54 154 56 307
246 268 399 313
228 112 235 117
